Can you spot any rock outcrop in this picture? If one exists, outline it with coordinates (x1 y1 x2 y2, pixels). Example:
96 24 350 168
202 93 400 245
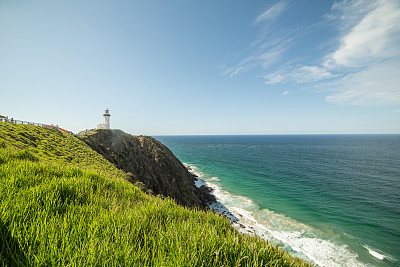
78 129 215 209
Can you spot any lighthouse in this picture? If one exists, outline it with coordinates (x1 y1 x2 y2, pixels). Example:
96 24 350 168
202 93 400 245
97 108 111 130
103 108 110 129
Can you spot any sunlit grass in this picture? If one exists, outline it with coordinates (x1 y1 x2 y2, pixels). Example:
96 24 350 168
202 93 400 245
0 123 311 266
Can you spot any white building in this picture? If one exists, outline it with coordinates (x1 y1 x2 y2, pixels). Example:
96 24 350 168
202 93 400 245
97 108 111 129
0 115 8 122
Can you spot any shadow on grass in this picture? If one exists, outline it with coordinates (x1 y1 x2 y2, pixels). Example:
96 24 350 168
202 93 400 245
0 219 30 266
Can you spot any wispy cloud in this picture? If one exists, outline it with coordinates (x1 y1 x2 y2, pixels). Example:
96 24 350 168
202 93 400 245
325 61 400 106
263 0 400 107
291 66 337 83
223 1 291 78
324 0 400 69
264 73 285 85
223 36 288 78
265 66 337 84
282 90 289 95
224 0 400 107
323 0 400 106
254 1 288 25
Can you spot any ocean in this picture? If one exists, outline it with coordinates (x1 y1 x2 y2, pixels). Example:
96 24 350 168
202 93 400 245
155 135 400 267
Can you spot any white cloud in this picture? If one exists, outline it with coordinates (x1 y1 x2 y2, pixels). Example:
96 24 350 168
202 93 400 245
255 1 288 25
324 0 400 68
226 66 244 79
258 48 285 68
282 90 289 95
322 0 400 106
263 0 400 107
290 66 337 83
225 0 400 108
223 1 292 79
265 65 337 84
224 47 285 78
325 61 400 106
264 73 285 85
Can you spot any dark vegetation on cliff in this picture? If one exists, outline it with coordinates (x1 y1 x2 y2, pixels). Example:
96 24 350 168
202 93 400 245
0 123 311 266
78 129 215 209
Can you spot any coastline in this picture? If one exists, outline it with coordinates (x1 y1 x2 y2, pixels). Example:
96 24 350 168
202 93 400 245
184 163 239 223
183 163 368 267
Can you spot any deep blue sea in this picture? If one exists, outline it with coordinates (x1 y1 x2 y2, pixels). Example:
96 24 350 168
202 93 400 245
155 135 400 267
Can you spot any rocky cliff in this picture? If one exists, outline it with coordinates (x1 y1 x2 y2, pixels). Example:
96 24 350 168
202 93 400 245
78 129 215 209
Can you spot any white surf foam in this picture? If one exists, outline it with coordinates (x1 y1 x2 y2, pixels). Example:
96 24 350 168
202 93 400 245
184 163 208 188
184 163 366 267
367 247 385 260
183 163 203 178
226 206 364 266
363 245 396 263
194 178 207 188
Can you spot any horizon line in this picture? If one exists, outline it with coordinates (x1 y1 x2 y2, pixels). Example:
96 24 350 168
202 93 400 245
150 133 400 136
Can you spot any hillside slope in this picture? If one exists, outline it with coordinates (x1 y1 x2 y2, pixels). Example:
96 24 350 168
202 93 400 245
0 123 311 266
78 129 215 209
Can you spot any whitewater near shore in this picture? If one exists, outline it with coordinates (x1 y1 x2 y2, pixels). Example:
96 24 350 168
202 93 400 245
184 161 396 267
185 163 361 266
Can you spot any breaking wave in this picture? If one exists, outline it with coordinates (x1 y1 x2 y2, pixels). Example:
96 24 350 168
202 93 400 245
184 163 377 267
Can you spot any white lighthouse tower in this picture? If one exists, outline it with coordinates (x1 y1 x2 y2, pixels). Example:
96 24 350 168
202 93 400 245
97 108 111 129
103 108 110 129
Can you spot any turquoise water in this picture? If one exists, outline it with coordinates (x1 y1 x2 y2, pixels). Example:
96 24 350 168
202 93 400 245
155 135 400 267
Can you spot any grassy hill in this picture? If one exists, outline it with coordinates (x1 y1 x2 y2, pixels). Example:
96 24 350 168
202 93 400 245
0 123 311 266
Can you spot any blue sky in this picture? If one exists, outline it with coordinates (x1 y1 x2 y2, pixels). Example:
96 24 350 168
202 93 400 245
1 0 399 135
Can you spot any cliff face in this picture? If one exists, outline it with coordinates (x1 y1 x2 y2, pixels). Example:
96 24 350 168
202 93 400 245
78 130 215 209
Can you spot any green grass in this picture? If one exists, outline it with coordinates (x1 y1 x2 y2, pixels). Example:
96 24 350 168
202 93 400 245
0 123 311 266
